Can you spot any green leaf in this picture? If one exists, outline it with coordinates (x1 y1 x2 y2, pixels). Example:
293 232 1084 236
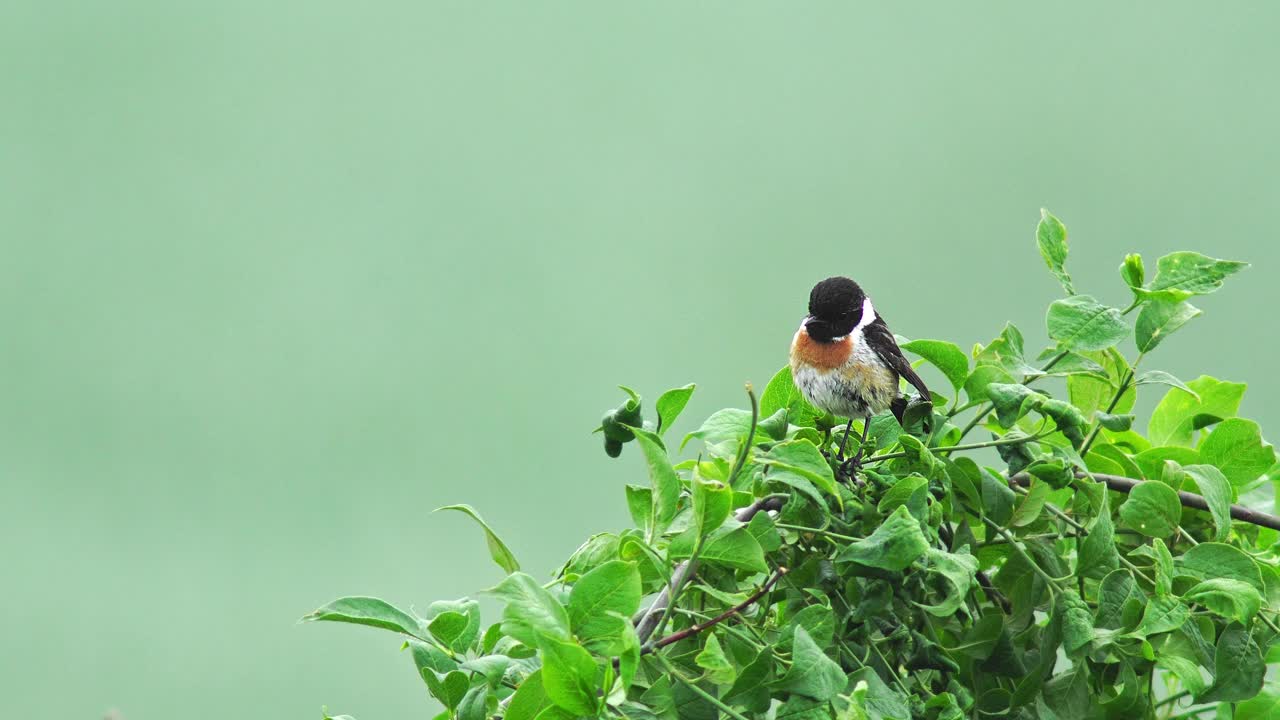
1183 579 1262 624
775 697 830 720
1118 481 1182 537
1182 464 1233 542
1120 253 1144 293
975 322 1034 376
1128 595 1190 638
836 506 929 571
624 484 652 530
1197 624 1265 703
1078 492 1120 580
434 504 521 574
1135 298 1201 352
410 642 466 707
655 384 695 436
1036 209 1075 295
877 473 929 520
916 548 978 616
1040 398 1087 448
613 613 640 691
1156 632 1209 698
774 626 846 701
567 560 641 646
964 364 1017 403
537 636 599 717
1046 295 1130 352
682 408 753 449
980 470 1015 526
1141 251 1248 302
505 670 553 720
1200 418 1275 490
1010 478 1049 527
1133 370 1199 400
1176 542 1265 593
484 572 571 647
1153 538 1175 597
747 511 783 552
427 611 473 653
760 366 822 428
848 666 912 720
1095 412 1134 432
1148 375 1245 447
1058 589 1093 655
759 439 841 505
1133 445 1200 480
1036 348 1108 379
985 383 1044 428
1236 678 1280 720
670 525 768 572
758 408 789 441
779 604 836 650
459 655 512 687
1067 349 1135 416
724 650 775 713
901 339 969 393
302 596 424 638
1095 570 1141 631
631 428 681 531
456 683 488 720
692 476 732 536
694 633 736 685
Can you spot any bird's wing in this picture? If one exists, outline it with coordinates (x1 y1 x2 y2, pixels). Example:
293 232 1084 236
864 316 932 402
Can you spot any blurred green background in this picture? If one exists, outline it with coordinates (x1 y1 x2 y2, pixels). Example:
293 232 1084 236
3 2 1278 718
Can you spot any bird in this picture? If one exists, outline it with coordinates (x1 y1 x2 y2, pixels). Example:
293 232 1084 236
789 276 932 473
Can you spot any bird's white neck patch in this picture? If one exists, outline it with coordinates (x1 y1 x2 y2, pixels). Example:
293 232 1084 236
853 296 877 332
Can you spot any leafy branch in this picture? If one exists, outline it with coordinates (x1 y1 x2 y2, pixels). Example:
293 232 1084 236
305 211 1280 720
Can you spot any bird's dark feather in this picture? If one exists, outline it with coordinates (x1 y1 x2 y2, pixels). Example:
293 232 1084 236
863 316 931 402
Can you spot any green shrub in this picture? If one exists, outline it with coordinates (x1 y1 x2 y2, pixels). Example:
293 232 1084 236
307 211 1280 719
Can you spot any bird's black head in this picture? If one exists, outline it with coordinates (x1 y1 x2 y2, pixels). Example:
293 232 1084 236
805 276 866 342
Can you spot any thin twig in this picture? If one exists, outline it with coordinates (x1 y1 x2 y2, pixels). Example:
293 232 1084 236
633 495 785 643
646 567 788 653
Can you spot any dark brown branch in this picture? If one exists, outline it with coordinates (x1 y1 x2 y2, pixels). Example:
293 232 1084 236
634 495 785 643
1010 471 1280 532
644 567 788 653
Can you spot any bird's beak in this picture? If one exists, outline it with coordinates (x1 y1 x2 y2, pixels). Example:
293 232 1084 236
802 315 817 328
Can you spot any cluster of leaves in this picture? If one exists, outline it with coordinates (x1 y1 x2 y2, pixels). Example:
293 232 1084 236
307 211 1280 719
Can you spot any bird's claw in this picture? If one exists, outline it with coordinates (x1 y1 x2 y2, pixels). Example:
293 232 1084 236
837 453 864 482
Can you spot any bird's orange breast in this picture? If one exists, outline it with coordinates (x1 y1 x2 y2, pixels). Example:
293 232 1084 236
791 330 853 370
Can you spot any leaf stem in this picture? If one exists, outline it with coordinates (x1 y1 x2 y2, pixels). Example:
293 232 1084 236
726 383 759 487
867 431 1048 463
980 517 1066 592
653 654 752 720
1153 689 1192 710
1078 355 1140 456
775 523 857 542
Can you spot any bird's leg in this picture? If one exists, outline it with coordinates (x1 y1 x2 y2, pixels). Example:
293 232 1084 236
839 414 873 478
834 417 855 462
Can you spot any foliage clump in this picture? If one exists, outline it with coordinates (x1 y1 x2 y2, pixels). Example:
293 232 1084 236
307 211 1280 719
